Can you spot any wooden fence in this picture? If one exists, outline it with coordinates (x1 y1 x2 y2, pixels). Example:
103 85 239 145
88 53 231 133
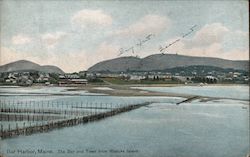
0 100 150 139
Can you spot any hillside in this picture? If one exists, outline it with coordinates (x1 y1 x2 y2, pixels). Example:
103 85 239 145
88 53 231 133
88 54 249 72
88 56 141 72
0 60 64 74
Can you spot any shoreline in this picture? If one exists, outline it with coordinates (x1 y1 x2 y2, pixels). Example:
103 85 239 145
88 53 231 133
0 84 249 102
0 83 248 88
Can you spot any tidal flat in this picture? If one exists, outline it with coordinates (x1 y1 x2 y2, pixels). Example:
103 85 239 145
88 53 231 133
0 85 249 157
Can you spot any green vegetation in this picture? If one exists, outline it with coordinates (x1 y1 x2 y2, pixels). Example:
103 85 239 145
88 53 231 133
49 73 59 80
87 78 106 85
49 73 59 84
191 77 217 84
102 77 180 85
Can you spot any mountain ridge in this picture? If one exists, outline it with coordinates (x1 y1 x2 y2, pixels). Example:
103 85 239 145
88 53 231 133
88 54 249 72
0 60 64 74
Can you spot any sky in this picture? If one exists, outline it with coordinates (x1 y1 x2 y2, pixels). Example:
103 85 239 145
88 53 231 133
0 0 249 72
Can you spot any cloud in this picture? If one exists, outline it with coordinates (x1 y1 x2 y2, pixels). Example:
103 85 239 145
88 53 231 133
42 43 118 72
69 42 119 72
3 21 248 73
41 32 67 49
113 15 170 37
71 9 112 29
163 40 249 60
223 30 249 51
90 42 119 62
184 23 230 48
162 23 249 60
0 46 82 72
0 42 119 72
0 47 38 65
12 34 32 45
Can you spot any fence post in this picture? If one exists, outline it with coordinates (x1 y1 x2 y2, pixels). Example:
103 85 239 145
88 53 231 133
90 102 92 115
42 100 43 113
94 103 97 115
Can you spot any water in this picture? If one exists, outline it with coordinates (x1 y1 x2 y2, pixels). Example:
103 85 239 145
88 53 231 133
132 85 249 100
93 87 114 90
0 86 249 157
0 86 104 96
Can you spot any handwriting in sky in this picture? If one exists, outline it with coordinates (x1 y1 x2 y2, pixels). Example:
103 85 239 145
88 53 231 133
118 34 155 56
159 25 197 52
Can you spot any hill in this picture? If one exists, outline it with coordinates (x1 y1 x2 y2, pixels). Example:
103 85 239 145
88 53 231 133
88 54 249 72
0 60 64 74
